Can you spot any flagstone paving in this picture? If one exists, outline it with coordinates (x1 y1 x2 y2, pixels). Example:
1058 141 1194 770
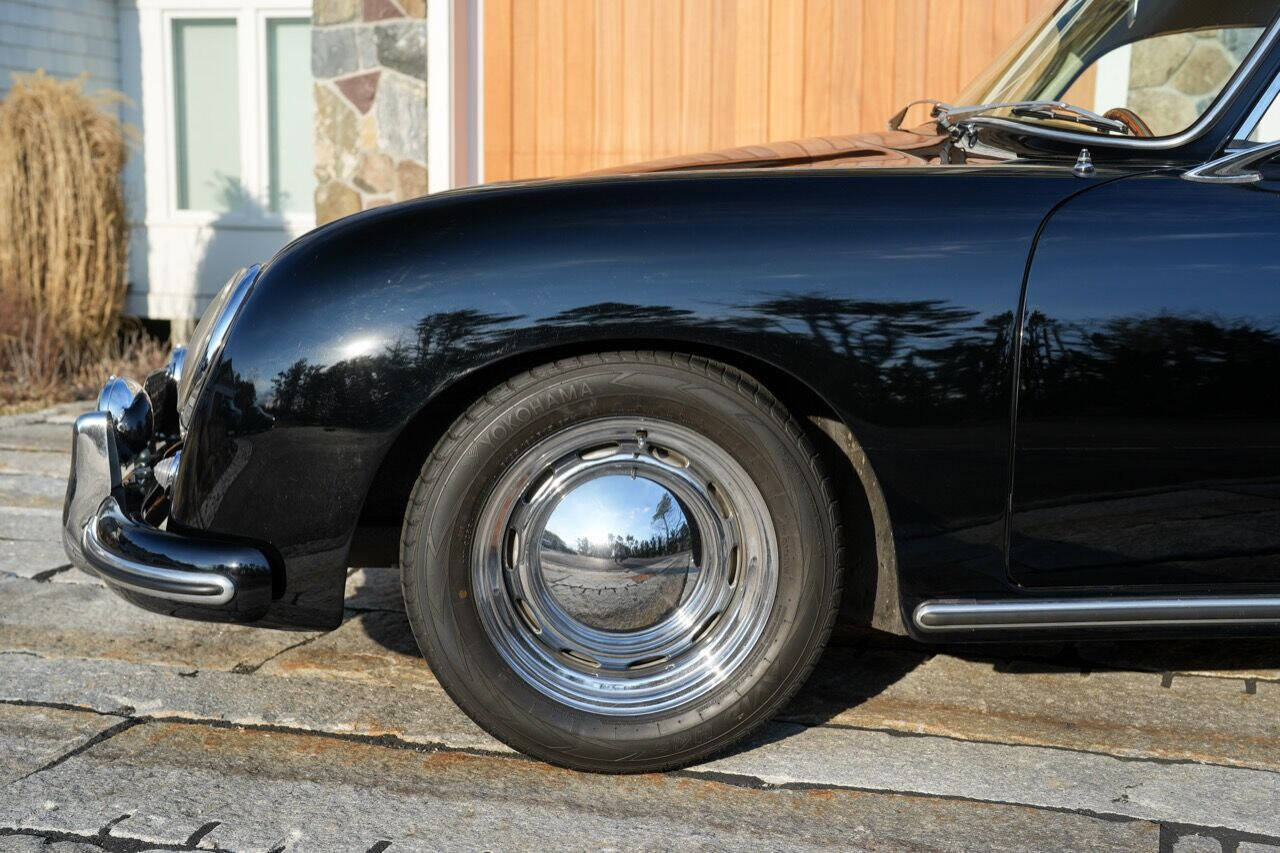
1 404 1277 852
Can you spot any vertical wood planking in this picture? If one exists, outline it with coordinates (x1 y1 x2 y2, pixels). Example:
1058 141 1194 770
830 0 863 134
563 0 597 176
681 0 714 151
486 0 1059 179
709 0 738 149
892 0 928 118
925 0 961 104
861 0 896 132
732 0 769 144
594 0 624 167
992 0 1031 55
957 0 996 93
802 0 833 137
509 0 538 179
650 0 683 158
767 0 804 140
534 0 566 177
483 0 513 181
621 0 653 164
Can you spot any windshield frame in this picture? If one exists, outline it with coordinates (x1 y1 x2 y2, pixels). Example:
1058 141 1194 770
949 2 1280 151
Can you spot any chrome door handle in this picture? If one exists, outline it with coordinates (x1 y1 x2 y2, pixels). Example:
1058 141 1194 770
1182 138 1280 184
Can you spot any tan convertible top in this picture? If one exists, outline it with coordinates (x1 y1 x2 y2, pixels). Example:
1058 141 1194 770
585 127 947 175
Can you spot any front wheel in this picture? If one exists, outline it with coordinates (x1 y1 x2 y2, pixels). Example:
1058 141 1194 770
400 352 842 772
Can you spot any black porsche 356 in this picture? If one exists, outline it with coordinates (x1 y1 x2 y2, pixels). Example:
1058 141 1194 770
64 0 1280 771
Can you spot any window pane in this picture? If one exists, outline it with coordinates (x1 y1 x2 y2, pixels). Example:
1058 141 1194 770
1247 88 1280 142
268 18 315 215
1088 28 1264 137
173 19 240 211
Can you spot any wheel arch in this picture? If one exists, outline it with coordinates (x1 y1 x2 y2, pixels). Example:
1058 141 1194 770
353 338 905 636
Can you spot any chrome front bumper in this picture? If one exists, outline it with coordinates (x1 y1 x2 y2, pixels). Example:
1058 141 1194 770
62 407 274 618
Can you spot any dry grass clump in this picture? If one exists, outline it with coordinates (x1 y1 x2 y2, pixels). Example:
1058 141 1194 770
0 71 128 346
0 291 169 414
0 72 162 414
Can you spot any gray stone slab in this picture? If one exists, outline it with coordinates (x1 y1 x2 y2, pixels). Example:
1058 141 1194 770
38 402 91 426
0 474 64 510
0 539 71 578
45 567 104 587
343 566 403 612
703 722 1280 837
1078 638 1280 682
0 411 46 428
0 703 122 784
311 24 358 78
0 652 503 753
0 507 61 543
0 423 70 453
0 577 319 672
0 449 69 478
784 646 1280 771
0 721 1159 853
1173 833 1229 853
0 838 107 853
258 609 432 688
374 72 426 163
375 20 426 80
0 652 1270 841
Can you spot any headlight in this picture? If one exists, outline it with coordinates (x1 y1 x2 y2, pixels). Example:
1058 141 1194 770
178 264 261 433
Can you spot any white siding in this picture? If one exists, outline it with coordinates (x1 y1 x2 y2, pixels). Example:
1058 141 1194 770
0 0 121 100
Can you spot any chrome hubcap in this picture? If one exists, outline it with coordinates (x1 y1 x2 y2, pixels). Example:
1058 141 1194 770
472 417 778 716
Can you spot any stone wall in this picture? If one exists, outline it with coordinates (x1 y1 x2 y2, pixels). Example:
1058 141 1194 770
312 0 428 225
1127 29 1260 136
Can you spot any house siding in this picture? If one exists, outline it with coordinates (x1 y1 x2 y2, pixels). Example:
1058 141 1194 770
0 0 121 101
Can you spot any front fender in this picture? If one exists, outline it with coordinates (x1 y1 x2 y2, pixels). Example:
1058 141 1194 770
172 166 1100 627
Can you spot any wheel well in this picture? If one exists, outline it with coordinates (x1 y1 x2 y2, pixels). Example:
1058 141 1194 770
351 340 904 634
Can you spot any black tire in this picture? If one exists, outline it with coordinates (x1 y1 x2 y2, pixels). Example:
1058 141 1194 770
400 352 842 772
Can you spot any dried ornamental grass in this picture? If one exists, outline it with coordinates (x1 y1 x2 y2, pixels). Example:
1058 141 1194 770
0 303 168 414
0 71 128 350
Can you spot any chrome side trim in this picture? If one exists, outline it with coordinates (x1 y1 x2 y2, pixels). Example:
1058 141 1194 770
956 15 1280 152
913 596 1280 632
1183 137 1280 183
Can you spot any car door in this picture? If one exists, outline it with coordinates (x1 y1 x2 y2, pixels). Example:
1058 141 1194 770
1009 165 1280 589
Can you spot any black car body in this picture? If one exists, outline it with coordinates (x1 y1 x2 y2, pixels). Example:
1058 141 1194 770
64 0 1280 770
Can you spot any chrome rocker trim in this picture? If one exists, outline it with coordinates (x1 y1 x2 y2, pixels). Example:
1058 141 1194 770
913 596 1280 632
63 411 273 616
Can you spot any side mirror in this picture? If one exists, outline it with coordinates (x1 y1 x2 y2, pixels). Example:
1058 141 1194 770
1182 138 1280 184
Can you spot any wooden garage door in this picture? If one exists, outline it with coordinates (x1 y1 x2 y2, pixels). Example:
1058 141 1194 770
483 0 1060 181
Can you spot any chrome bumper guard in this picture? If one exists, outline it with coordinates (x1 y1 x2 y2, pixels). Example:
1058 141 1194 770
62 410 273 617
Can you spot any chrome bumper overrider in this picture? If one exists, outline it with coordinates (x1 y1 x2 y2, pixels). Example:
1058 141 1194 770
62 403 273 617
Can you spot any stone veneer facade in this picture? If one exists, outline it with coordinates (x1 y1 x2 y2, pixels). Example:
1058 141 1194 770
1126 29 1258 137
312 0 428 225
